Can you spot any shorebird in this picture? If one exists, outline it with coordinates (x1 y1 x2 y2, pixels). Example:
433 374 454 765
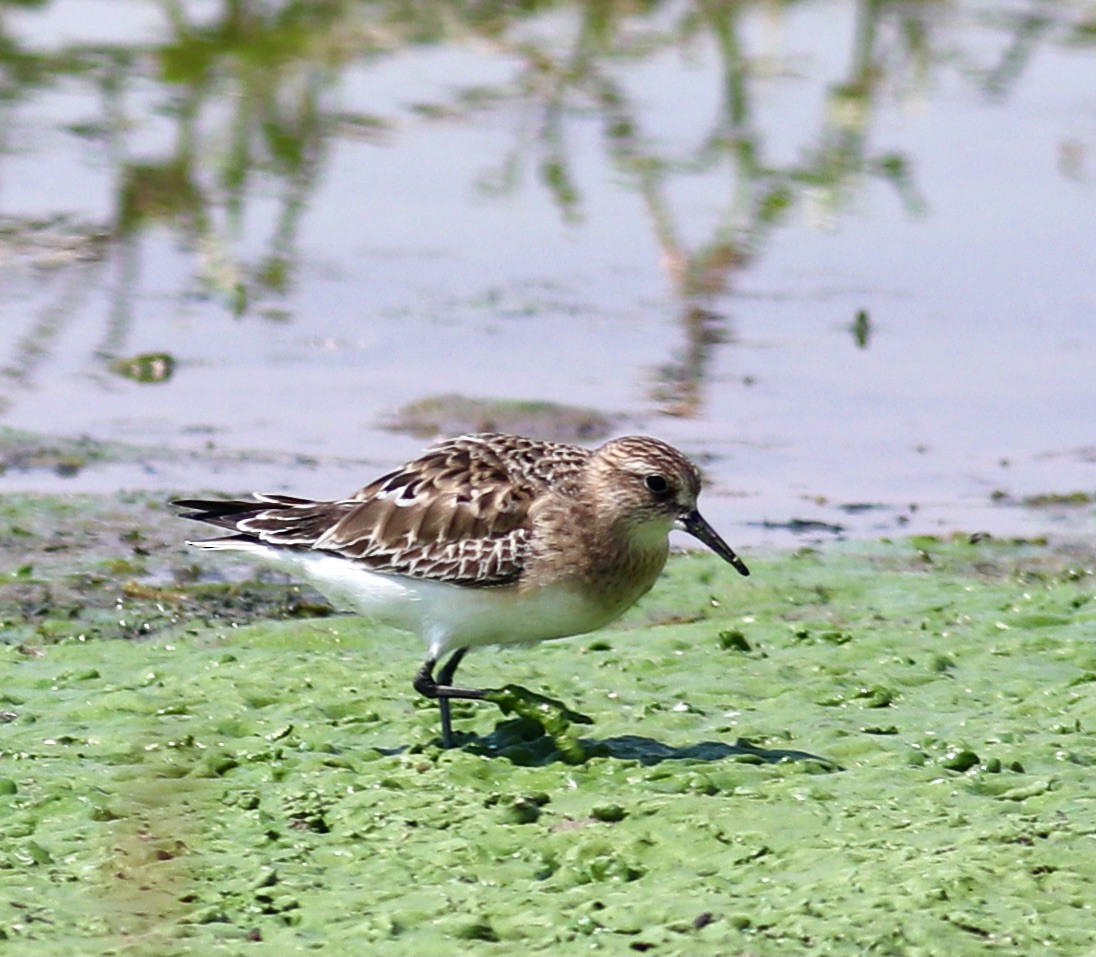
175 432 749 746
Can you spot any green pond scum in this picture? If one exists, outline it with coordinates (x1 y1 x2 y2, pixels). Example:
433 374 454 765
2 495 1096 955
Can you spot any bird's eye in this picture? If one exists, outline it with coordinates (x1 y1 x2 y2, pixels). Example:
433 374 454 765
644 474 670 495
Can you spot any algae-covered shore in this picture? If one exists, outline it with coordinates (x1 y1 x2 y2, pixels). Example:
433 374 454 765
2 492 1096 956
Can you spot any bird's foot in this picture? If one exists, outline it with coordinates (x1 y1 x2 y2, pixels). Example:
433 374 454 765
414 655 485 748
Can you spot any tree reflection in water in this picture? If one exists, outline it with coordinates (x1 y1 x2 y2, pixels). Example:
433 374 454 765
0 1 1090 416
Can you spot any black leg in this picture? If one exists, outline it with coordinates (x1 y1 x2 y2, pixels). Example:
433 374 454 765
413 648 483 748
436 647 469 687
436 648 469 744
439 699 455 750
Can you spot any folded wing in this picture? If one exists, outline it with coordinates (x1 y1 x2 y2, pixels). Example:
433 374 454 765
175 432 591 587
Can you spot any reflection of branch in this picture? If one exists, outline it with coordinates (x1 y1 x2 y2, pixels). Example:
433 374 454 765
798 0 930 224
169 11 334 313
0 254 108 415
539 97 583 224
982 14 1053 98
98 235 139 366
650 307 730 418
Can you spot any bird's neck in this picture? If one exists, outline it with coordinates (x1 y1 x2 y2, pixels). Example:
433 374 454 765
574 513 671 612
525 500 670 610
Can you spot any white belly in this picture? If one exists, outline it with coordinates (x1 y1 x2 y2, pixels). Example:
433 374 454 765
203 542 627 659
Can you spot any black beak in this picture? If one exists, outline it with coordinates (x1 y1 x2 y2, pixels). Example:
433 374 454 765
679 510 749 576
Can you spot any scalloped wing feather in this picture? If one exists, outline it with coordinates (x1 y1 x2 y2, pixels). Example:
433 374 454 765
179 434 591 587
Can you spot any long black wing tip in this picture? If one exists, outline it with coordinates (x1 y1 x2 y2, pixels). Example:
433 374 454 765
184 533 262 547
172 498 216 512
172 496 253 506
170 497 267 530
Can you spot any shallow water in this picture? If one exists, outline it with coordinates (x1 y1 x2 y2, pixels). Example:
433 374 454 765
1 1 1094 545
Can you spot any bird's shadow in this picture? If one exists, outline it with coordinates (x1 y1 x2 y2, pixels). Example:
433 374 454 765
471 685 841 770
381 685 842 771
584 733 840 770
383 722 841 771
458 718 842 771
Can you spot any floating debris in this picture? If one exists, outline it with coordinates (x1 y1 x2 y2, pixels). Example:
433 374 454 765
109 352 176 383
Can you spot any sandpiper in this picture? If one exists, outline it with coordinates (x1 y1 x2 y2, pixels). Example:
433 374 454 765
175 432 749 746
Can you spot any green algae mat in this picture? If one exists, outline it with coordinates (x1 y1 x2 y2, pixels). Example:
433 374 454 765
2 495 1096 955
